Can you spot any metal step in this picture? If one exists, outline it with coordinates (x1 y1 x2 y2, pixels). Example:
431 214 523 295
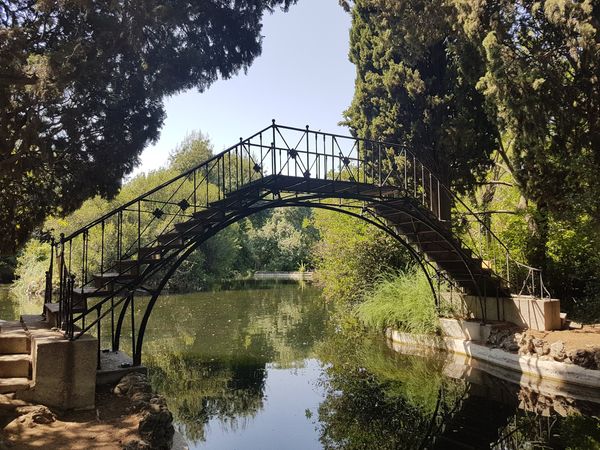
157 231 184 247
175 220 204 233
92 272 135 290
113 260 140 276
192 208 225 223
138 246 163 262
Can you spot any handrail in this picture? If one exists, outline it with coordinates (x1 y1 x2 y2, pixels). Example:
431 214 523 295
44 121 551 352
58 123 274 243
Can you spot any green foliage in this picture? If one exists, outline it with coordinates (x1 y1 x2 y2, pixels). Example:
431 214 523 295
342 0 600 321
356 270 438 334
168 131 214 174
560 414 600 450
455 0 600 223
246 208 319 271
0 255 16 283
0 0 297 254
12 240 50 298
312 207 412 304
343 0 496 189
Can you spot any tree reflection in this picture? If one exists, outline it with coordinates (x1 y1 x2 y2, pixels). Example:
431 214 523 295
148 353 267 442
142 284 330 443
316 330 470 449
316 327 600 450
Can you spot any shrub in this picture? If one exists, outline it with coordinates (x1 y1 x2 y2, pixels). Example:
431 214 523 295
356 270 438 334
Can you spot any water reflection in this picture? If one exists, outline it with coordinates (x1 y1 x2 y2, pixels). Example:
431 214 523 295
317 331 600 449
143 284 329 448
2 282 599 448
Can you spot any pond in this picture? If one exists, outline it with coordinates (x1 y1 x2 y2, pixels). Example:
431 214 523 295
2 283 600 448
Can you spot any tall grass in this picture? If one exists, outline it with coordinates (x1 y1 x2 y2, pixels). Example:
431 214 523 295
355 270 439 334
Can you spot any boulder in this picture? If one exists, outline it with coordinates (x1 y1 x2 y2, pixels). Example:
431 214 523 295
122 439 151 450
549 341 567 361
138 408 174 450
14 405 56 425
114 373 175 450
568 349 598 369
518 335 535 355
532 338 549 356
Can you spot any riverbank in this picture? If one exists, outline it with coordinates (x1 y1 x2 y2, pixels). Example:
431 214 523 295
0 386 139 449
0 373 180 450
386 321 600 389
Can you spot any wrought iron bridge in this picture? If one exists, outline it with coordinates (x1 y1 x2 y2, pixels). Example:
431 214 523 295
43 122 550 366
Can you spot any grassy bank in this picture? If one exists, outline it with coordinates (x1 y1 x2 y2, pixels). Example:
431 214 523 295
355 270 440 335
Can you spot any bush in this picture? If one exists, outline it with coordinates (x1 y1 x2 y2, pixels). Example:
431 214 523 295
312 208 412 305
355 270 438 334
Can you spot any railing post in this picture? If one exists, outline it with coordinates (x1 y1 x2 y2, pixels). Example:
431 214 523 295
44 237 55 306
67 274 75 339
96 305 101 369
193 170 197 214
137 201 141 255
58 233 65 328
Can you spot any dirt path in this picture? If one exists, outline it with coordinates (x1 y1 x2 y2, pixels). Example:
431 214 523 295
529 324 600 353
0 388 141 450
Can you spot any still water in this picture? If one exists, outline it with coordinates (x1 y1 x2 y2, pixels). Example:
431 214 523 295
2 283 600 448
138 283 600 450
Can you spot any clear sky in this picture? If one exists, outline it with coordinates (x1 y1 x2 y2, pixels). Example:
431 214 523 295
133 0 355 176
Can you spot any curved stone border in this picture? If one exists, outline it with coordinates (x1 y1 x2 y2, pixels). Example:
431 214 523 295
386 329 600 390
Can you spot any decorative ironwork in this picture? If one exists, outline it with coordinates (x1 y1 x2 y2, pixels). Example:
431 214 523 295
43 121 551 367
177 199 190 211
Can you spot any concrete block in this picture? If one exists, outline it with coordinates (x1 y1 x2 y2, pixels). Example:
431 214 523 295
0 377 31 394
97 350 147 386
0 335 29 354
439 318 482 341
18 315 97 411
456 295 561 331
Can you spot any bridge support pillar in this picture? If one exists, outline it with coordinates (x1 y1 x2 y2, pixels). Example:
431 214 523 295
18 315 97 410
441 293 562 331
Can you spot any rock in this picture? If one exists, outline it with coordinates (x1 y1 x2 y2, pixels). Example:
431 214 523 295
114 373 149 396
138 409 174 450
569 349 598 369
501 337 519 352
549 341 567 361
487 328 502 346
130 392 153 412
14 405 55 424
518 335 535 355
594 348 600 369
532 338 549 356
114 373 175 449
569 321 583 329
122 439 151 450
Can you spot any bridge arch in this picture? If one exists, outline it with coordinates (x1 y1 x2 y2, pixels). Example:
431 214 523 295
130 195 475 365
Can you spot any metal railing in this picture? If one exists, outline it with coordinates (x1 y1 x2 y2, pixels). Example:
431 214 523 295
44 121 550 346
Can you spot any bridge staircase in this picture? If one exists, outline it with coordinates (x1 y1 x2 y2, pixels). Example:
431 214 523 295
42 122 549 366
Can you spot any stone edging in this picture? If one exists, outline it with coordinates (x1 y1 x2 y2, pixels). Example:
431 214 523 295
386 328 600 389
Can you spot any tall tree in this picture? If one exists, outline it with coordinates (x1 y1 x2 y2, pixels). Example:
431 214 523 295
0 0 295 254
452 0 600 267
342 0 496 191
